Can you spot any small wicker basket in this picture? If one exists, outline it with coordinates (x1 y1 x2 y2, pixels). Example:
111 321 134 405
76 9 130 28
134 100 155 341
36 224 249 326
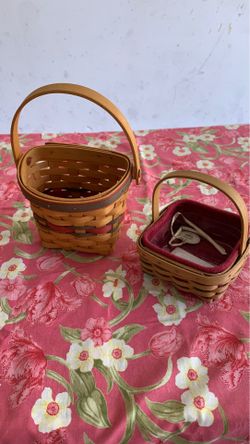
137 170 249 300
11 83 140 255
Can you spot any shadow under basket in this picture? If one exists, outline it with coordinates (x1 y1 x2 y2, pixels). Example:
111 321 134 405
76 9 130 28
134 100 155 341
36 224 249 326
138 170 249 300
11 83 141 255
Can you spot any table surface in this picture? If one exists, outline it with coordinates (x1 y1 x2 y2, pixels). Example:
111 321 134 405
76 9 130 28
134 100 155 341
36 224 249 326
0 125 249 444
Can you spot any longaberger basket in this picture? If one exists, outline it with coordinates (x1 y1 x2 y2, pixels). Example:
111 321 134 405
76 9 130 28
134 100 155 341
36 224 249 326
11 83 140 255
137 170 249 300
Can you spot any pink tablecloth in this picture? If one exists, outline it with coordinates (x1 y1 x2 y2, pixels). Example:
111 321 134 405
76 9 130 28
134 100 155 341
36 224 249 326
0 125 249 444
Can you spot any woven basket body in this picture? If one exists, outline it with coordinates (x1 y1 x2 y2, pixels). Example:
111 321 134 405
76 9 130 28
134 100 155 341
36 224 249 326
138 171 249 300
11 84 140 255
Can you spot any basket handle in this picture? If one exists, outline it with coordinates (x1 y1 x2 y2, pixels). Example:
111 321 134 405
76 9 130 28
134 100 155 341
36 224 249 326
10 83 141 183
152 170 249 256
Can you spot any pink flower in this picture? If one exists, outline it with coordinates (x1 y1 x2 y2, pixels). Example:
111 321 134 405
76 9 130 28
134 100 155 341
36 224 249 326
122 247 142 285
208 292 233 312
192 316 248 390
4 166 16 176
81 317 112 346
36 254 64 271
0 277 26 301
0 329 47 406
71 275 96 298
12 282 81 325
149 327 183 358
33 428 67 444
0 182 21 202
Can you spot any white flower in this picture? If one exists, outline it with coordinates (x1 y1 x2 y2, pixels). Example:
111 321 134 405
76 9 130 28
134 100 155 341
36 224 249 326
12 208 33 222
0 230 11 246
225 124 239 130
237 137 250 151
0 142 12 151
66 339 95 373
198 134 215 142
0 307 8 329
41 133 58 140
198 184 218 196
139 145 157 160
153 295 187 326
94 338 134 371
142 202 152 217
0 258 26 280
143 274 167 297
102 265 126 300
173 146 191 157
182 134 199 143
31 387 71 433
181 386 218 427
196 160 214 170
87 137 118 150
175 357 209 390
127 223 146 242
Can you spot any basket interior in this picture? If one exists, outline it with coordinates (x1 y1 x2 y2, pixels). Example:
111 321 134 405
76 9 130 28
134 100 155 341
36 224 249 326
142 199 242 273
20 144 130 199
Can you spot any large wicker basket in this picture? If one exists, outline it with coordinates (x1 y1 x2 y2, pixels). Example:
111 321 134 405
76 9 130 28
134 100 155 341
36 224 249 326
137 170 249 300
11 83 140 255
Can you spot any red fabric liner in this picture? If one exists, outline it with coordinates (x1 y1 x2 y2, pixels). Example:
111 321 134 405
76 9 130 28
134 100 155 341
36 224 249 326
142 199 241 273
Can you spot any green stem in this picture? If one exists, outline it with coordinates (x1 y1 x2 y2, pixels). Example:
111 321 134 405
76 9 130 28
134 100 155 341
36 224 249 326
128 350 150 360
46 369 74 404
240 337 250 343
90 294 108 308
110 356 173 394
108 274 134 327
185 302 203 313
54 268 75 285
5 313 27 324
46 354 70 369
0 221 12 229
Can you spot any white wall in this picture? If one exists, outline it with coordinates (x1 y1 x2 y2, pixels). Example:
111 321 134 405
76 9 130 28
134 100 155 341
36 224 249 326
0 0 249 134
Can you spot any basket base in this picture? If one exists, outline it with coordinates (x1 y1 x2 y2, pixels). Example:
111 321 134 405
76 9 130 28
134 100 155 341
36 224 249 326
40 240 114 256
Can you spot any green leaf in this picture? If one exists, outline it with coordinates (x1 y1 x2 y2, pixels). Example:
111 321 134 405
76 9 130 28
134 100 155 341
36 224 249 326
110 356 173 394
113 324 145 342
12 202 26 209
136 406 172 441
60 325 82 343
14 246 45 259
240 311 250 322
94 360 113 392
46 369 74 404
11 221 33 244
83 433 95 444
119 389 136 444
70 369 95 397
146 399 185 423
0 297 12 314
76 387 111 428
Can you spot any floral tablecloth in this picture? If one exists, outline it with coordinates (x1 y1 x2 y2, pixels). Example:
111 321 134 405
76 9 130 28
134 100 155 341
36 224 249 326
0 125 249 444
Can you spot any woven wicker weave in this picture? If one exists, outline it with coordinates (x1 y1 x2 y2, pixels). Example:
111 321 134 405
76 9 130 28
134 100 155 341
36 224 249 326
138 170 249 300
11 83 140 255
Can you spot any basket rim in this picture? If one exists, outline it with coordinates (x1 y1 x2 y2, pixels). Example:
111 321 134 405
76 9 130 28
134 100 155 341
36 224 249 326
17 144 133 207
137 233 249 279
